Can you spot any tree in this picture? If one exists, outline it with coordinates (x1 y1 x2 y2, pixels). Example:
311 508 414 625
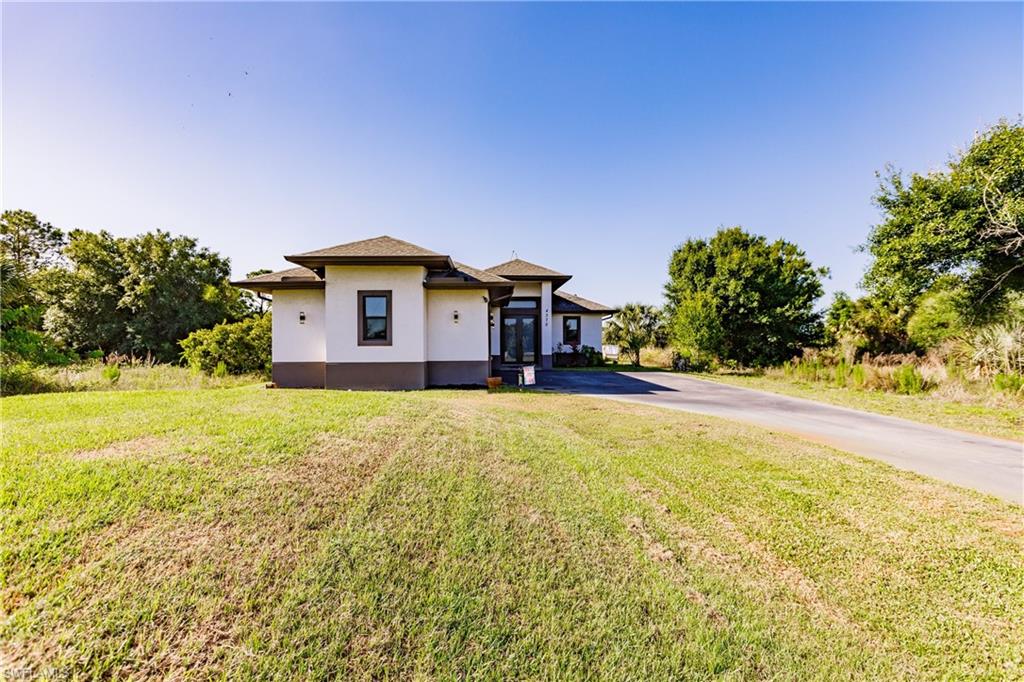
665 227 827 366
45 230 246 361
863 121 1024 314
0 210 65 275
244 268 273 314
0 211 72 364
603 303 664 366
906 280 967 350
823 293 914 360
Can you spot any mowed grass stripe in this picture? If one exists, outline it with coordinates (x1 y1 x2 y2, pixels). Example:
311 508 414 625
1 387 1021 679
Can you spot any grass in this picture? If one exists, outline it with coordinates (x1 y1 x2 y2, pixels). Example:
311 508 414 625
4 363 264 395
2 387 1023 679
699 372 1024 441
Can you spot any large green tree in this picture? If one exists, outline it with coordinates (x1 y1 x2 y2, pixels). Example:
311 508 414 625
665 227 827 366
1 211 70 363
1 210 66 275
863 121 1024 314
45 230 246 361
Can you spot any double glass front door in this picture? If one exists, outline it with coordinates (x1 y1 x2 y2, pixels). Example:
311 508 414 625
502 315 537 364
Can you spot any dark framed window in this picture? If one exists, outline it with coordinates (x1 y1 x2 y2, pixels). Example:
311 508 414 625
358 290 392 346
563 315 581 345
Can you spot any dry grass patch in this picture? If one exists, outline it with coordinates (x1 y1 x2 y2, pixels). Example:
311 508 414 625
71 436 170 462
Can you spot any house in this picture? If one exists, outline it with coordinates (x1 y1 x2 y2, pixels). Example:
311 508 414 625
232 236 616 389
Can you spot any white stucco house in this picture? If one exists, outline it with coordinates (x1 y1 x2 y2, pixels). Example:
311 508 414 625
233 236 617 389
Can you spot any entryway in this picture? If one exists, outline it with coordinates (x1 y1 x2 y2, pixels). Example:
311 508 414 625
500 297 540 365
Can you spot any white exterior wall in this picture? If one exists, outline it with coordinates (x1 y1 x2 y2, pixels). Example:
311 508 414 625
324 265 427 363
271 289 326 362
489 306 500 356
510 282 541 297
427 289 490 361
540 281 553 359
552 313 604 352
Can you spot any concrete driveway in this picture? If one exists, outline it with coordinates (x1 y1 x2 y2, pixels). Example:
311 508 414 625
537 370 1024 505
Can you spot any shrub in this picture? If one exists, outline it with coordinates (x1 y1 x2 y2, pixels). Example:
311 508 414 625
850 363 867 389
101 364 121 384
1 305 77 365
833 359 849 388
0 358 57 395
993 372 1024 394
214 361 228 378
906 283 966 350
179 313 271 376
892 364 926 395
962 322 1024 377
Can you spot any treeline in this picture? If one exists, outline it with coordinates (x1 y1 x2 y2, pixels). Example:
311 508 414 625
0 212 269 392
611 121 1023 393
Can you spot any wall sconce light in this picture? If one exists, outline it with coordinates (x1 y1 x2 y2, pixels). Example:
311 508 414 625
299 311 306 325
453 310 460 324
489 313 495 328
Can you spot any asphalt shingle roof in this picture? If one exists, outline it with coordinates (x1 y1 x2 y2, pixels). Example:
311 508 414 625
484 258 567 279
236 267 321 284
552 291 617 314
289 235 443 259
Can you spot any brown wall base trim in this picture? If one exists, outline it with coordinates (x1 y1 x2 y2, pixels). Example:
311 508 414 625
326 362 427 390
427 360 489 387
273 362 325 388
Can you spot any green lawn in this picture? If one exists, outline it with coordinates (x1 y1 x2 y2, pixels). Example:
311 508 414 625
2 387 1022 679
697 373 1024 442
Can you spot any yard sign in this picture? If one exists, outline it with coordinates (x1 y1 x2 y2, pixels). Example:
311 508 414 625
522 365 536 386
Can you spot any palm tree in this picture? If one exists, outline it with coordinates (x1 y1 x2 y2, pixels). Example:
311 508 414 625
603 303 664 367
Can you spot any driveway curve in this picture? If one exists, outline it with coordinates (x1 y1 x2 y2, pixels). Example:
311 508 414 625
537 370 1023 505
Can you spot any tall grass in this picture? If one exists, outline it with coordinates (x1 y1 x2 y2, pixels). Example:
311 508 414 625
1 362 263 395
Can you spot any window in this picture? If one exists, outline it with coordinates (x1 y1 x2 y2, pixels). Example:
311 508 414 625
563 316 581 345
358 290 392 345
506 298 539 309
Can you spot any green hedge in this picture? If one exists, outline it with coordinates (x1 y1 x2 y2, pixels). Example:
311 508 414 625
179 313 271 376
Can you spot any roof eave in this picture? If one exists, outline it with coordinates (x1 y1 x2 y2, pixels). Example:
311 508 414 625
231 280 325 293
498 273 572 290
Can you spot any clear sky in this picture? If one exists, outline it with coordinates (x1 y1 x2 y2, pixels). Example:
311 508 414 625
3 2 1021 307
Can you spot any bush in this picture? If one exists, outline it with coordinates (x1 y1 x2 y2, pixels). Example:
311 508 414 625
832 359 849 388
892 364 926 395
1 305 77 365
101 364 121 384
179 313 271 376
671 350 711 373
0 358 57 395
850 363 867 389
993 372 1024 394
553 344 605 368
906 283 966 350
962 322 1024 377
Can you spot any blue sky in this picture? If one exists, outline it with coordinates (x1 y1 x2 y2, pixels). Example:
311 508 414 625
3 2 1021 307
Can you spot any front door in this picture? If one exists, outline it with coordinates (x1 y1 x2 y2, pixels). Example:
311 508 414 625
501 315 538 364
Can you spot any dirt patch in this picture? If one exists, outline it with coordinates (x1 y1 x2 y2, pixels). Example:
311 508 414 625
625 516 675 563
72 436 170 461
